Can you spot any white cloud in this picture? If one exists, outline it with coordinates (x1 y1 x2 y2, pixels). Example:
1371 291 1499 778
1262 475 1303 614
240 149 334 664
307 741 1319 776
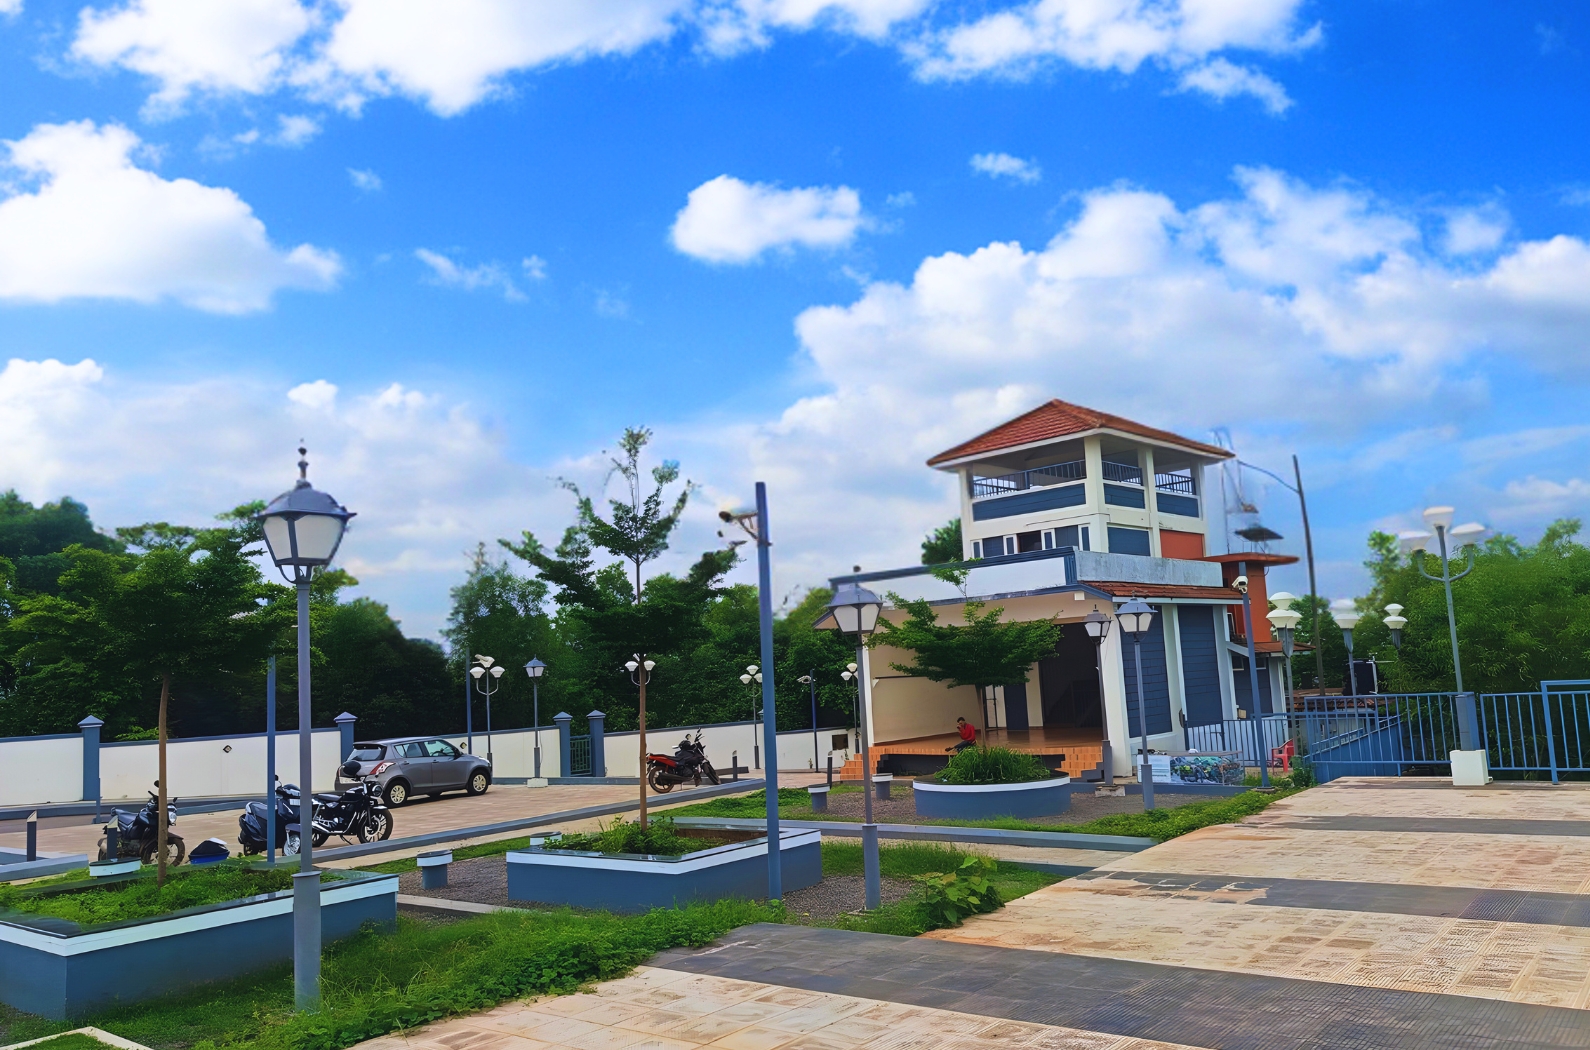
287 379 338 410
671 175 864 263
72 0 313 111
0 0 21 15
347 167 382 192
414 248 523 301
271 113 320 146
1498 476 1590 521
0 121 339 313
522 255 548 280
697 0 929 53
1176 57 1291 113
1443 207 1508 255
970 152 1042 183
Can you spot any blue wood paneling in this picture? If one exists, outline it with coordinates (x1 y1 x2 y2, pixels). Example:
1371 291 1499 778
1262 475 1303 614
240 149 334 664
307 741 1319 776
1176 605 1224 727
1156 492 1199 518
1121 616 1172 737
971 483 1086 521
1104 484 1146 508
1107 526 1151 556
1232 654 1275 715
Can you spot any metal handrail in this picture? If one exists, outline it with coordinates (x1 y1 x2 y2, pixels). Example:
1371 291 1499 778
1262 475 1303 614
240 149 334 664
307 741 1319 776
1101 461 1143 486
1154 471 1196 494
970 459 1085 498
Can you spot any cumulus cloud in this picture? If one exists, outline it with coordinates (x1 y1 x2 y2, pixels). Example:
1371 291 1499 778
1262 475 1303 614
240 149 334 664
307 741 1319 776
671 175 864 263
414 248 524 301
347 167 381 192
0 0 21 15
1176 57 1291 113
970 152 1042 183
72 0 312 110
698 0 929 52
0 121 339 312
271 113 320 146
1443 207 1508 255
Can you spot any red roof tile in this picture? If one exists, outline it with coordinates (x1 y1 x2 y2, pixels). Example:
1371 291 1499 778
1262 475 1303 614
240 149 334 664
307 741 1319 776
927 399 1232 467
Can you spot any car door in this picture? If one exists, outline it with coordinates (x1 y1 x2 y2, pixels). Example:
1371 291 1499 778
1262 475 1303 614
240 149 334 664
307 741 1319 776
395 741 433 791
424 739 465 790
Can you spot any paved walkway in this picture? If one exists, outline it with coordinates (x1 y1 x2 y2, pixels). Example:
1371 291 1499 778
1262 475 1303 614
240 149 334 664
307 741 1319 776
349 778 1590 1049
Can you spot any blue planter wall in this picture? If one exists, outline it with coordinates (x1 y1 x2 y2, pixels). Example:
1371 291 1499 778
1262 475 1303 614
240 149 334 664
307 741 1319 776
912 778 1072 820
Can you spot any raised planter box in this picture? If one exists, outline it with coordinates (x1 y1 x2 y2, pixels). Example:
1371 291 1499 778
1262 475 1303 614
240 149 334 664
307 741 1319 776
911 775 1072 820
506 830 820 913
0 869 397 1020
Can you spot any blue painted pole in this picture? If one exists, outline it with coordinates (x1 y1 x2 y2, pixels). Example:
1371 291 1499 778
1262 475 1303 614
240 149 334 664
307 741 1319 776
755 482 782 901
464 634 474 754
78 716 103 820
1239 561 1269 788
267 656 277 866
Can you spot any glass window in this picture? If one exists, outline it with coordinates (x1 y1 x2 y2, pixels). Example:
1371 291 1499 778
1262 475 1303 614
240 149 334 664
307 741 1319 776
1017 530 1043 553
425 739 457 758
396 742 426 758
349 745 385 761
972 540 982 558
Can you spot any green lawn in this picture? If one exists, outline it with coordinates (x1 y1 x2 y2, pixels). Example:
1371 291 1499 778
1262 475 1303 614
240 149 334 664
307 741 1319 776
8 1033 122 1050
665 783 1303 842
0 864 347 927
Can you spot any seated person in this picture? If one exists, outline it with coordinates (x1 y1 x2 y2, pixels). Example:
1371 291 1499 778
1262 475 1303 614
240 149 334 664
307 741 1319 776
948 716 978 752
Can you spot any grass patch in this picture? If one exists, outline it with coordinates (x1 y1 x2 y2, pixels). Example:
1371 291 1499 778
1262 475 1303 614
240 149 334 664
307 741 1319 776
0 899 780 1050
0 863 347 927
540 817 724 858
935 746 1053 785
13 1033 120 1050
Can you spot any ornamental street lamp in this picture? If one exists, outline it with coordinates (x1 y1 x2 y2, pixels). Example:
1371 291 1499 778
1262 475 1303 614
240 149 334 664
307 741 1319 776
1081 607 1114 790
625 655 656 828
824 583 883 910
1383 605 1407 651
797 673 820 770
469 656 505 766
841 663 859 730
1332 601 1363 699
738 665 763 768
1266 600 1303 714
258 447 354 1014
1399 508 1486 693
523 658 546 779
1116 597 1157 811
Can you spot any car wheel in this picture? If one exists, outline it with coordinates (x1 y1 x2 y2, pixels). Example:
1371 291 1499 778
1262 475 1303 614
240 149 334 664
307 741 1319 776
384 779 410 807
466 770 490 796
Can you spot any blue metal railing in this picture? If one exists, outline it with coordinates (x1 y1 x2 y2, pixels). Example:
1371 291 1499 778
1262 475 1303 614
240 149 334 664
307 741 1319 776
1185 717 1290 766
569 735 592 776
1479 683 1590 782
970 459 1086 498
1289 694 1461 782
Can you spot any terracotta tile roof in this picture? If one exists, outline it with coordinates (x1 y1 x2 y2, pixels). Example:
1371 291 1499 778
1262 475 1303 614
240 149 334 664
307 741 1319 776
1088 583 1238 601
927 399 1232 467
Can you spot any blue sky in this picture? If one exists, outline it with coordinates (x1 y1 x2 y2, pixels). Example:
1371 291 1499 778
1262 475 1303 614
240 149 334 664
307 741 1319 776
1 0 1588 638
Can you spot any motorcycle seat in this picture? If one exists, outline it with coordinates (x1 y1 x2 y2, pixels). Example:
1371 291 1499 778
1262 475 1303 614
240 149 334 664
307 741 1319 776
313 792 342 803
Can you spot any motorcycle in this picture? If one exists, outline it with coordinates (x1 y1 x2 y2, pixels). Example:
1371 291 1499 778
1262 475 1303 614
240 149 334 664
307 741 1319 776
237 777 302 855
646 730 720 793
98 783 184 866
311 761 393 844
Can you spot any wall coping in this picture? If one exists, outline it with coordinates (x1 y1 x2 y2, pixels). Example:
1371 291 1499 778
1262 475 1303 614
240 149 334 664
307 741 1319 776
506 830 819 875
911 776 1072 795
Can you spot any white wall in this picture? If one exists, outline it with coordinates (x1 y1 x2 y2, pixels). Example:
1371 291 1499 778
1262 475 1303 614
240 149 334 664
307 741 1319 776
100 728 347 800
0 734 81 807
600 722 848 777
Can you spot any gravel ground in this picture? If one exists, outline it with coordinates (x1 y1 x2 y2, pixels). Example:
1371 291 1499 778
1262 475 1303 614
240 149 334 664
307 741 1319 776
781 875 916 925
817 782 1213 825
398 854 512 907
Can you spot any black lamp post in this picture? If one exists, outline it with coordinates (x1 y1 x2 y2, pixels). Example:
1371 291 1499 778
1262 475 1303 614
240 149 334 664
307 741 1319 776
523 657 546 779
824 582 883 909
1116 597 1156 811
1082 607 1113 790
258 447 354 1014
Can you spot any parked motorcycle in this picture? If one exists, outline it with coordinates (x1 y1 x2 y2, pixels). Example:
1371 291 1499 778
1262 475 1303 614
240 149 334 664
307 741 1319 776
312 761 393 844
237 777 301 855
98 783 184 866
646 731 720 793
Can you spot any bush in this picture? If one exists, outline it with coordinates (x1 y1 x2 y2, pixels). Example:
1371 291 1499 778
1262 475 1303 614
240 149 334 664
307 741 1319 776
0 862 339 926
938 746 1052 785
912 856 1003 927
540 816 720 857
1289 761 1316 788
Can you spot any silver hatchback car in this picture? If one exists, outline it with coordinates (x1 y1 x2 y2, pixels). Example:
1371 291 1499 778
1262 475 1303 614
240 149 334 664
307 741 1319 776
338 736 492 806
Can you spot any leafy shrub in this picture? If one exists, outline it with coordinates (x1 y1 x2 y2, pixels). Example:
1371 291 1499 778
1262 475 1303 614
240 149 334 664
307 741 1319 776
938 746 1052 785
0 861 341 926
911 856 1003 927
540 816 722 857
1288 760 1316 788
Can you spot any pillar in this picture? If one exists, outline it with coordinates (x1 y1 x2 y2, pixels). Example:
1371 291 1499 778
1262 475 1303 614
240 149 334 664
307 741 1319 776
335 712 357 761
587 710 607 777
78 715 103 804
554 712 573 778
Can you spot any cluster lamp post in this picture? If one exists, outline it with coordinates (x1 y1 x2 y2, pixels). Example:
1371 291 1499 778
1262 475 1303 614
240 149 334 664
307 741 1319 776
1082 607 1114 789
625 655 655 827
738 665 764 767
797 673 820 769
1331 602 1363 699
1399 507 1486 694
825 583 883 909
1115 598 1157 809
1266 595 1302 715
523 657 546 779
258 447 354 1014
469 656 504 765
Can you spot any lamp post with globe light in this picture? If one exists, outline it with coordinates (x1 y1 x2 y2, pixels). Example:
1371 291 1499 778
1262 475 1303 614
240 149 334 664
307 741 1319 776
1383 606 1407 651
258 448 354 1014
841 663 859 731
1266 594 1303 714
823 583 883 909
1081 607 1115 789
738 665 763 768
523 658 546 779
469 656 504 766
625 655 656 828
1116 598 1158 810
797 673 820 769
1331 601 1363 699
1398 508 1486 695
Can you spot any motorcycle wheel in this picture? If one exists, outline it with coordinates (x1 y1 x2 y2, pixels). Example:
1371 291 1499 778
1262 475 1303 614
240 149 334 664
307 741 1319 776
359 810 392 844
703 762 721 785
141 834 186 867
647 767 676 793
311 829 328 848
284 830 301 855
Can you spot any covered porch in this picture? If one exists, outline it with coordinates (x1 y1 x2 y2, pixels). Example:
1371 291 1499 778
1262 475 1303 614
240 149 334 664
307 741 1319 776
837 726 1106 780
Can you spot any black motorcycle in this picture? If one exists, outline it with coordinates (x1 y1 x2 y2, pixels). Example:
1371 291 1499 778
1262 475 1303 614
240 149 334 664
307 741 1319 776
99 784 184 866
312 761 393 845
645 731 720 793
237 777 302 855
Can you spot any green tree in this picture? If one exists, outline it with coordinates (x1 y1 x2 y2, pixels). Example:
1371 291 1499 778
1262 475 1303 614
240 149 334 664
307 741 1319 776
921 519 964 565
0 491 122 595
565 427 691 602
442 545 562 734
773 586 862 753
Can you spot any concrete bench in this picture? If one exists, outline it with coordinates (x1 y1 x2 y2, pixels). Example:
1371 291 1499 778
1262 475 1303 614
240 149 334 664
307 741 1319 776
417 849 453 889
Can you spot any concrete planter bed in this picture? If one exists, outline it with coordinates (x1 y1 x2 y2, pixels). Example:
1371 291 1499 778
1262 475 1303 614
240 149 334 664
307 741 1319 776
0 869 397 1020
506 830 821 912
911 775 1072 820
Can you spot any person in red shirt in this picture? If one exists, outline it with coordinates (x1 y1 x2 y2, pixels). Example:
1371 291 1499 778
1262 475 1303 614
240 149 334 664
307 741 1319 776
950 716 978 752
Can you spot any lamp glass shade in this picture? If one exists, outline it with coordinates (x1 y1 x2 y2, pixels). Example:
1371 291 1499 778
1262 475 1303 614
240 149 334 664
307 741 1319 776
1082 611 1108 639
1449 522 1487 548
1267 608 1302 631
490 665 504 678
261 516 294 566
1333 609 1362 630
1269 591 1298 609
643 660 655 671
846 663 858 673
524 658 545 678
746 664 759 675
625 660 639 673
1398 531 1432 555
1117 598 1154 637
290 513 346 564
469 666 485 679
1383 614 1408 630
827 582 883 637
1422 506 1455 531
258 470 354 570
739 674 752 685
841 671 853 681
1383 604 1404 617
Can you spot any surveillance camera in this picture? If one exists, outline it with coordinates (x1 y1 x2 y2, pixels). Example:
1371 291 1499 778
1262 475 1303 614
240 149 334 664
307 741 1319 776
1232 575 1249 594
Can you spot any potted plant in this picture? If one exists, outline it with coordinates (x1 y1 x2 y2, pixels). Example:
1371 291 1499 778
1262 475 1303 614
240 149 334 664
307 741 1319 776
911 746 1072 819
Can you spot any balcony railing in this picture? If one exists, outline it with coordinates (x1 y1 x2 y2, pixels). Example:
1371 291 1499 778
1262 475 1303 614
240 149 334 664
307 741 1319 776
970 459 1085 498
1101 461 1143 486
1155 470 1196 494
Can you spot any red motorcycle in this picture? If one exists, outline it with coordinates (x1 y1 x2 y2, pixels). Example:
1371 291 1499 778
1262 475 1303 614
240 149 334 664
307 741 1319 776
646 730 720 793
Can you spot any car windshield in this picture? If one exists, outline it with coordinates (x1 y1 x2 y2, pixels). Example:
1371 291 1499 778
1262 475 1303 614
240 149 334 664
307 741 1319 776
350 746 384 761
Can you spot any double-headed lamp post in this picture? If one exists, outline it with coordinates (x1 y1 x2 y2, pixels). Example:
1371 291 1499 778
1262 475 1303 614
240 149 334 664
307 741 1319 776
469 656 504 766
1331 601 1363 699
1383 605 1407 651
523 658 546 780
1399 507 1486 693
1116 598 1157 810
841 663 859 731
797 673 820 770
258 448 354 1014
825 583 883 910
739 665 764 768
625 655 656 828
1266 595 1302 714
1081 608 1114 789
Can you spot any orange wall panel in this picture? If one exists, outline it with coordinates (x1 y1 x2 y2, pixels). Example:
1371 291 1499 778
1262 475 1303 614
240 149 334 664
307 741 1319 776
1159 529 1205 560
